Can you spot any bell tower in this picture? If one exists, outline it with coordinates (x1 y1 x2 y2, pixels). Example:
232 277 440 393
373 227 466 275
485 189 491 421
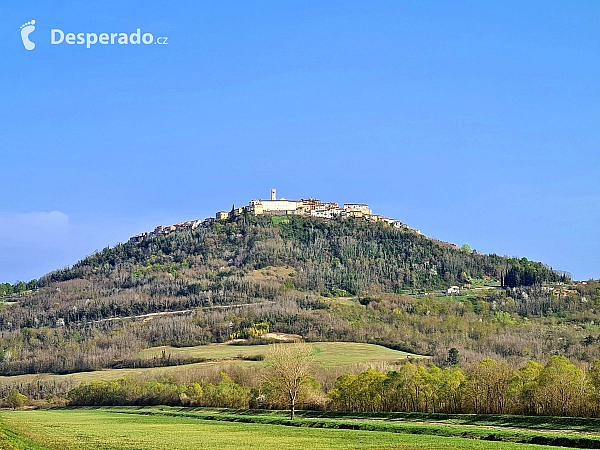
271 188 276 201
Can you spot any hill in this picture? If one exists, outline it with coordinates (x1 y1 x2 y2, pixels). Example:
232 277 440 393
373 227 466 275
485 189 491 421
0 341 420 401
44 213 567 292
0 214 595 378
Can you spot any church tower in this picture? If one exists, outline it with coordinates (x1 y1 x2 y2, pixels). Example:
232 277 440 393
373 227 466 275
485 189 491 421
271 189 276 201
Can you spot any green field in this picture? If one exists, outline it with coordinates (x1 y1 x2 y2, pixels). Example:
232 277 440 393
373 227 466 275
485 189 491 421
0 408 574 450
0 360 257 388
0 342 419 390
138 341 421 368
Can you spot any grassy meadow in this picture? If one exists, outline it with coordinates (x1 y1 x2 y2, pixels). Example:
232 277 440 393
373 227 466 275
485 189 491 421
137 341 421 368
0 408 581 450
0 342 419 390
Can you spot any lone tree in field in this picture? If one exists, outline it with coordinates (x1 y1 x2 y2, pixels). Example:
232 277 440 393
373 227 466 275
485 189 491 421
264 342 314 420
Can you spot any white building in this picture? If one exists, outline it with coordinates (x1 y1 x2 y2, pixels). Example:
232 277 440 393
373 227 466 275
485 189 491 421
310 208 343 219
447 286 460 295
343 203 372 215
249 190 301 215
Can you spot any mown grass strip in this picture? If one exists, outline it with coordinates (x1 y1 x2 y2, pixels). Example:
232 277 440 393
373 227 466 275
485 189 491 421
94 406 600 432
95 407 600 449
242 409 600 432
291 410 600 432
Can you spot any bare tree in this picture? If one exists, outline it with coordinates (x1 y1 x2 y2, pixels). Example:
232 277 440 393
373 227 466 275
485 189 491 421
264 342 314 419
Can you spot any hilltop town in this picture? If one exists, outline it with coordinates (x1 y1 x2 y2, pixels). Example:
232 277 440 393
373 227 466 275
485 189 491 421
129 189 421 244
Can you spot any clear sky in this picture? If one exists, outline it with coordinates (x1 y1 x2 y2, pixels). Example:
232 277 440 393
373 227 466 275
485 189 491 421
1 1 599 283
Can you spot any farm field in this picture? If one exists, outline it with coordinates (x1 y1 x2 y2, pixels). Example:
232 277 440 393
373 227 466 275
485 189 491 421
0 408 577 450
0 342 418 390
137 341 422 368
0 360 257 390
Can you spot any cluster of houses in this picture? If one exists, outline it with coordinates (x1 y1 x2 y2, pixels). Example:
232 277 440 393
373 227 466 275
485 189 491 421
129 189 419 244
129 220 204 243
218 189 415 229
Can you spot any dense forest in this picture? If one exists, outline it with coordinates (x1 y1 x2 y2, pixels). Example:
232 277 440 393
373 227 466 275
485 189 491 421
0 214 593 378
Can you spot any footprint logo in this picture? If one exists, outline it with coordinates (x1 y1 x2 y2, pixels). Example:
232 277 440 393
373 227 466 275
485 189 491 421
20 20 36 50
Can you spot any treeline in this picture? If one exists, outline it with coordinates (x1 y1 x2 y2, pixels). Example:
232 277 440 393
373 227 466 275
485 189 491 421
63 370 309 411
0 279 37 297
502 260 570 288
328 356 599 417
66 373 255 408
57 354 600 419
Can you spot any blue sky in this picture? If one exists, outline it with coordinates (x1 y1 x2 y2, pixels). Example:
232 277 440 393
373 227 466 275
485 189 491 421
1 1 599 282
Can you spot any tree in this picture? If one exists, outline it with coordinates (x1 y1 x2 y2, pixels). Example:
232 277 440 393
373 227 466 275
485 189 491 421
438 366 466 413
7 389 28 410
264 343 315 419
328 373 358 411
512 360 544 415
14 281 27 293
461 244 472 254
26 279 38 291
351 368 386 412
465 359 516 414
412 365 440 412
536 355 585 416
185 382 203 405
447 348 460 367
203 372 251 408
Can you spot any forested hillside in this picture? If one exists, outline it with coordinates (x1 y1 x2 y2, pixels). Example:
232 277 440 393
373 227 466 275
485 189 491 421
0 214 594 377
42 214 566 292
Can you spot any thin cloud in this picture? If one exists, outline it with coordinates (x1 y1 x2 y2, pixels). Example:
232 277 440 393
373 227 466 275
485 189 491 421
0 211 69 243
